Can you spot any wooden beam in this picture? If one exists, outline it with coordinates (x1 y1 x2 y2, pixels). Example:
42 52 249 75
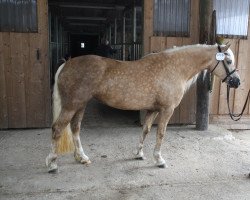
66 16 107 21
196 0 215 130
68 23 101 26
56 3 125 10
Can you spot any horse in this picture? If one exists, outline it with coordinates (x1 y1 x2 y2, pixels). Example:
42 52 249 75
45 44 240 173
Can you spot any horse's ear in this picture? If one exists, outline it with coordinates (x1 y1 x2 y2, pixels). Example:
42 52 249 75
221 43 231 52
216 36 224 45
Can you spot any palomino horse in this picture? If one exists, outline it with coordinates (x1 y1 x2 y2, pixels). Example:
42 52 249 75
46 44 240 172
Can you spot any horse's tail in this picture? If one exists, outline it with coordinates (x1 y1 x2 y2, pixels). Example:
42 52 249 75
53 63 74 154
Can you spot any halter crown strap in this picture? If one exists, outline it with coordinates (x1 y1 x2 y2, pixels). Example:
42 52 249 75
218 45 222 52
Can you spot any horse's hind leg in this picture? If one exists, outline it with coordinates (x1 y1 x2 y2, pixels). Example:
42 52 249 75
70 106 91 165
46 109 75 173
136 110 158 160
154 107 174 168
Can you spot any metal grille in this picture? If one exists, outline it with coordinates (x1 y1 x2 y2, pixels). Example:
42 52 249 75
0 0 37 32
111 43 142 61
214 0 250 38
153 0 190 37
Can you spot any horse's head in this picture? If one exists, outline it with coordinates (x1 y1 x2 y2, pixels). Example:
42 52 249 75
210 44 240 88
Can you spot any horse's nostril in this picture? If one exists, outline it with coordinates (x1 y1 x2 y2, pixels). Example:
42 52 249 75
234 79 240 88
229 77 240 88
235 78 240 87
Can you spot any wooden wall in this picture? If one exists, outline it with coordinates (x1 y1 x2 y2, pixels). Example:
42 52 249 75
143 0 250 127
0 0 51 128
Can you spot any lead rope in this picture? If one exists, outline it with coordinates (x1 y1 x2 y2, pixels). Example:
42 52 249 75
227 86 250 121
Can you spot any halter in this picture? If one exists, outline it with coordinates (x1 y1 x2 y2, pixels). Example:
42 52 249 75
210 45 236 82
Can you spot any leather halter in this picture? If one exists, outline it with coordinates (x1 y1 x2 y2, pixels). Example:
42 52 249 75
210 45 236 82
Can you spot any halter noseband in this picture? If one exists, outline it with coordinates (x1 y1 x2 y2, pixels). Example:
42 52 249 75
210 45 236 82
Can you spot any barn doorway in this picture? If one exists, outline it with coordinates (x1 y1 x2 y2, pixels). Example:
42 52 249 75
70 34 99 57
48 0 142 126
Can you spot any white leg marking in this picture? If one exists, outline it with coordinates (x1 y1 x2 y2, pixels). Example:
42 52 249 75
153 108 173 168
136 136 146 159
154 149 166 167
45 141 58 172
73 134 91 164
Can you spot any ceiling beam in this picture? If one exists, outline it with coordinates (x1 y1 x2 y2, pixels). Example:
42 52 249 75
66 16 107 21
60 4 124 10
48 2 125 10
68 23 103 27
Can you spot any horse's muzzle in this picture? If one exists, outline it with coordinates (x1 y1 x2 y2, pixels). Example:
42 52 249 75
228 77 240 88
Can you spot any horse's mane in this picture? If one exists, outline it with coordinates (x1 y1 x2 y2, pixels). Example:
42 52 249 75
143 44 217 58
164 44 216 53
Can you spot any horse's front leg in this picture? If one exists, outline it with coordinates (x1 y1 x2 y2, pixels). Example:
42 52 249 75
154 107 174 168
136 110 158 159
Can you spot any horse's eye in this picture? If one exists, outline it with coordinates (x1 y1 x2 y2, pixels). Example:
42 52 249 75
227 60 232 65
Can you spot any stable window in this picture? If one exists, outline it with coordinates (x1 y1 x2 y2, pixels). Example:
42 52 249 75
214 0 250 38
153 0 191 37
0 0 38 32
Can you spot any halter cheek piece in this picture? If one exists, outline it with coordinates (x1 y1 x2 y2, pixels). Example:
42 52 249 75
210 45 236 82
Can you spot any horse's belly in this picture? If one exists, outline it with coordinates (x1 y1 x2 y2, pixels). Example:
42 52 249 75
94 90 155 111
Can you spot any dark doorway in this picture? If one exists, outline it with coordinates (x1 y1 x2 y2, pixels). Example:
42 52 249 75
70 34 99 57
48 0 143 127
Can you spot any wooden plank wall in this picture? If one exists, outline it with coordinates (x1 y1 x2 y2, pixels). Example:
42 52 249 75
143 0 200 124
0 0 51 128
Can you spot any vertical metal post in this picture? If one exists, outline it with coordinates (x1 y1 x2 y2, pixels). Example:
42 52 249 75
122 12 126 61
132 6 137 60
114 18 117 44
108 24 112 44
55 16 59 62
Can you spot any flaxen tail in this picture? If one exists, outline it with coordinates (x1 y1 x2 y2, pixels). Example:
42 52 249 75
53 63 74 154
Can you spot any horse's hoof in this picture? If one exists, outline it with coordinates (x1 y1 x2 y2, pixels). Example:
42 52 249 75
46 154 58 173
74 152 91 165
47 162 58 173
80 159 91 165
135 156 146 160
48 167 58 174
157 163 167 168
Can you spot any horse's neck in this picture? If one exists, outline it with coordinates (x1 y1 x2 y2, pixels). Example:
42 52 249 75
169 45 216 81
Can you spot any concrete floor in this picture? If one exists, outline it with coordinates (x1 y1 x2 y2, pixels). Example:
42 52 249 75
1 104 250 200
